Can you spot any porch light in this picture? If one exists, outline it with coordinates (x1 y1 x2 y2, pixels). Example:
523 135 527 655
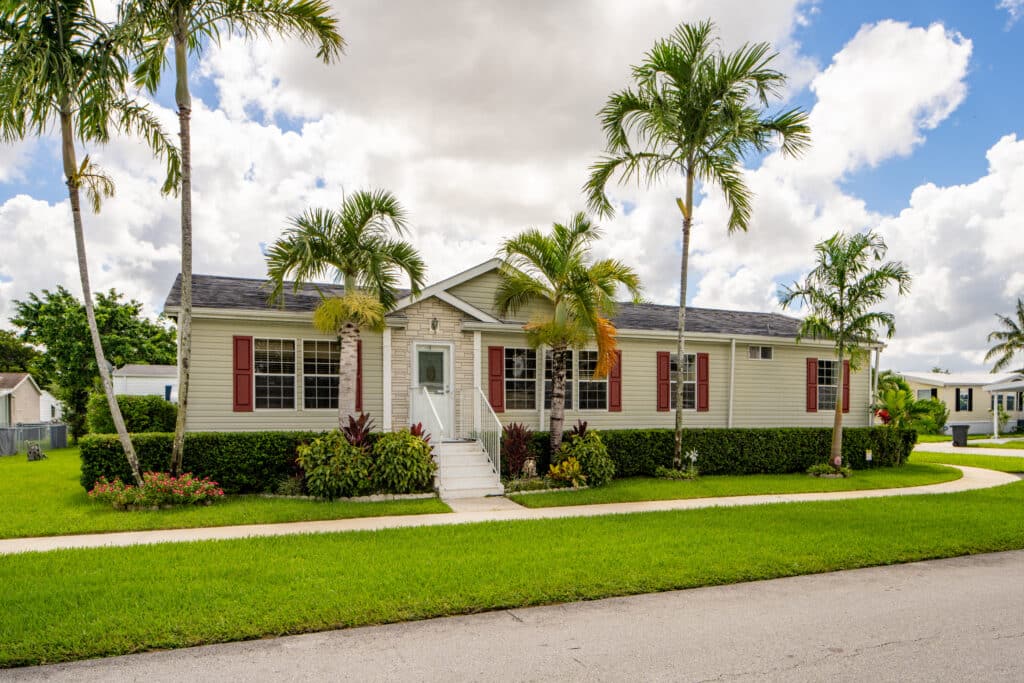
431 317 439 332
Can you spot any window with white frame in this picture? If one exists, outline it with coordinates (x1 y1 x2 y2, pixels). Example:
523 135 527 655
957 389 971 412
303 340 339 409
1007 394 1018 412
577 350 607 410
670 353 696 410
504 348 537 410
544 349 573 410
817 360 838 411
748 345 773 360
917 389 933 401
254 339 295 409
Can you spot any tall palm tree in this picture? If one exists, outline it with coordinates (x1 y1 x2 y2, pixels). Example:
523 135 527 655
266 190 426 427
495 213 642 453
985 298 1024 374
780 230 911 469
120 0 344 475
0 1 180 486
584 20 810 463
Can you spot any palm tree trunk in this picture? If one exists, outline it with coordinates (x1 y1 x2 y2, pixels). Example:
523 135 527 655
169 26 193 477
60 111 143 487
549 345 568 453
338 322 360 427
674 166 695 464
830 344 845 470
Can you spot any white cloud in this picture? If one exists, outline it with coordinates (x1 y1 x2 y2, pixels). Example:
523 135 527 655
998 0 1024 26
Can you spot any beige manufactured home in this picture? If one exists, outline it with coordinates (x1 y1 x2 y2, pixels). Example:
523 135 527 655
0 373 42 427
901 371 1024 435
165 260 879 496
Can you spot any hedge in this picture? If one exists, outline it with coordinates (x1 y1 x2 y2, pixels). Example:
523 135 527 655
86 393 178 434
521 427 916 478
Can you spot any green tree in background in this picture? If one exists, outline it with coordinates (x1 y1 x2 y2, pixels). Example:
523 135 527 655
11 287 176 441
0 330 41 379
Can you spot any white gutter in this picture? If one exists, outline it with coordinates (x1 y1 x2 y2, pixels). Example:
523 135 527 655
728 338 736 428
382 328 393 431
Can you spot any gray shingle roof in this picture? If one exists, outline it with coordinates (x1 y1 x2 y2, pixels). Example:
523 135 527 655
165 273 803 337
165 274 411 314
0 373 30 391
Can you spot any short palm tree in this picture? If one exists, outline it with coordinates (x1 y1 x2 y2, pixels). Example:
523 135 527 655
120 0 344 475
266 190 426 427
495 213 642 453
985 298 1024 374
584 20 810 462
780 230 911 469
874 388 931 430
0 0 180 486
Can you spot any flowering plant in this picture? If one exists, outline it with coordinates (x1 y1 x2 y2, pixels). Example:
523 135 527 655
89 472 225 509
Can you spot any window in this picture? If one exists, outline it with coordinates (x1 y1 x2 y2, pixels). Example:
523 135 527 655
578 350 607 410
544 349 573 410
303 340 339 409
670 353 696 410
748 345 773 360
504 348 537 410
957 389 970 412
254 339 295 409
916 389 933 401
1007 394 1018 412
817 360 838 411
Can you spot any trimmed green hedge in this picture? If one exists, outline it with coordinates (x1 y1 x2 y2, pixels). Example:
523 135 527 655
86 393 178 434
525 427 916 477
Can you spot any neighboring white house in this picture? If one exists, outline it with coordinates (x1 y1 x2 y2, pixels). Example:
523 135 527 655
39 390 63 422
112 364 179 401
899 370 1024 435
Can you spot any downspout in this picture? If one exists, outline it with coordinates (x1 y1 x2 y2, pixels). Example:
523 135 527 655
538 344 546 433
473 331 481 432
382 327 392 431
872 346 881 426
728 338 736 428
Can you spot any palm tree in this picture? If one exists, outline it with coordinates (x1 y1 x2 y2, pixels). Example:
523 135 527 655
0 1 180 486
873 388 930 430
266 190 426 427
780 230 911 469
584 20 810 462
120 0 344 475
985 298 1024 373
495 213 642 453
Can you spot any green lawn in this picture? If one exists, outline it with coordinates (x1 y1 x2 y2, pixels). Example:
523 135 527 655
508 463 959 508
911 451 1024 473
2 478 1024 667
915 433 990 443
0 447 449 539
970 439 1024 450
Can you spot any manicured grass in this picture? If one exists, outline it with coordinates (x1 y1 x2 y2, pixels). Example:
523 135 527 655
0 447 449 539
914 433 990 443
2 479 1024 667
911 451 1024 473
970 439 1024 450
508 463 959 508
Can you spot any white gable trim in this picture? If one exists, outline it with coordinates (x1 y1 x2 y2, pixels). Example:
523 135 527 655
392 258 503 319
432 291 502 323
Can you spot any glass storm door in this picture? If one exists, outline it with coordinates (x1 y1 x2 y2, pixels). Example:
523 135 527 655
414 345 453 439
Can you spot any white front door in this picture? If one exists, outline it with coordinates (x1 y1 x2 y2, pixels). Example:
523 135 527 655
413 344 453 440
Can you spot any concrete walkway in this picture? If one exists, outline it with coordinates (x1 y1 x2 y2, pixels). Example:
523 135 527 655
0 465 1014 556
914 438 1024 457
10 549 1024 681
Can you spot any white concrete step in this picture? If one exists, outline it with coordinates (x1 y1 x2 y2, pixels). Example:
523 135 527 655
440 485 505 499
443 463 497 477
442 474 504 489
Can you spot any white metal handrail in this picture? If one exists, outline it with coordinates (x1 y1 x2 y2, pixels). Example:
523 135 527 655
453 387 502 476
411 386 446 483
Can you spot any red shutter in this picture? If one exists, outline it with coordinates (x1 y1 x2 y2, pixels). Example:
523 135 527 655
608 350 622 412
233 336 253 412
842 360 851 414
806 358 818 413
697 352 710 412
356 339 363 413
488 346 504 412
656 351 671 412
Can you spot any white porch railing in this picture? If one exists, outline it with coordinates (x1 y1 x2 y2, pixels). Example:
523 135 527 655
410 386 446 482
456 387 502 476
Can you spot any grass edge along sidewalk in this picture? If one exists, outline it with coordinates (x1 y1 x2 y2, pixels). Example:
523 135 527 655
2 474 1023 668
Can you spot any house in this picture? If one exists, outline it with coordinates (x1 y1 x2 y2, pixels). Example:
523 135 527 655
899 371 1024 435
164 259 879 496
0 373 42 427
39 390 63 422
112 364 179 402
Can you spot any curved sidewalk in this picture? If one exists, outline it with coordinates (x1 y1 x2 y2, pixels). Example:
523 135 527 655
914 441 1024 457
0 465 1015 556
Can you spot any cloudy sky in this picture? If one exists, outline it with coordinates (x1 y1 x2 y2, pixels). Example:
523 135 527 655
1 0 1022 373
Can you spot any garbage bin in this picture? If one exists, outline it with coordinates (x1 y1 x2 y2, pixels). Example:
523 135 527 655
950 424 969 447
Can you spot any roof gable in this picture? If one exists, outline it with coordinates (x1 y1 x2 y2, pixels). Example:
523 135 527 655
0 372 41 395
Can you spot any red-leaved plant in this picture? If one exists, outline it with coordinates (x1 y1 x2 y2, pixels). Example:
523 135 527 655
409 422 432 445
502 422 533 478
343 413 376 450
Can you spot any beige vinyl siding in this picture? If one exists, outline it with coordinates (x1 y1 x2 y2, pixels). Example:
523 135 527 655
905 382 1021 425
11 380 41 424
186 316 383 432
448 270 554 323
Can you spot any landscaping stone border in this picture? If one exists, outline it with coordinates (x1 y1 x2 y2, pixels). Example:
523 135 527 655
259 492 438 503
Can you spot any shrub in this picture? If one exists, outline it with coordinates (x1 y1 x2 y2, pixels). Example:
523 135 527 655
807 462 852 478
501 423 533 478
409 422 432 445
912 398 949 435
548 456 587 488
275 476 305 497
342 413 375 450
654 465 698 480
372 430 436 494
86 393 177 434
88 472 224 509
297 431 373 500
553 431 615 487
568 419 588 440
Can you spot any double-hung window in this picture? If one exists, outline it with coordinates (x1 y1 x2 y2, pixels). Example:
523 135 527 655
577 350 607 410
303 340 339 409
748 345 773 360
254 339 295 409
504 348 537 410
916 389 933 401
670 353 697 410
1007 394 1018 412
817 360 838 411
544 349 573 409
957 389 971 412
